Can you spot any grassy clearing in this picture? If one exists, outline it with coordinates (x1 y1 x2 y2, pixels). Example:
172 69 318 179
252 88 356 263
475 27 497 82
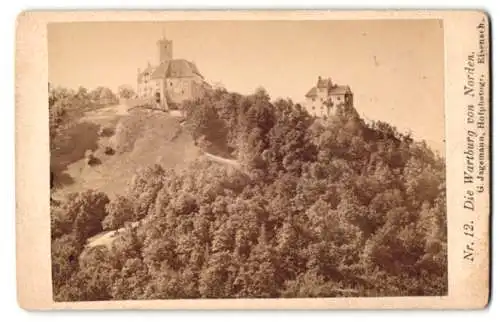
53 107 201 200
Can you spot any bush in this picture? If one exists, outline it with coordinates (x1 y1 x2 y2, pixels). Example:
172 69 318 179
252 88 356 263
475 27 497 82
84 149 93 159
111 113 148 153
85 150 100 166
102 196 136 231
51 190 110 242
52 234 84 289
104 146 115 155
98 126 114 137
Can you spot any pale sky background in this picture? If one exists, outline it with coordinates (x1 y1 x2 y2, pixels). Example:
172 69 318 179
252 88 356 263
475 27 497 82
48 20 444 153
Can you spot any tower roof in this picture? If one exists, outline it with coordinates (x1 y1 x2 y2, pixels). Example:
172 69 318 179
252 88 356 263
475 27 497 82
316 77 333 88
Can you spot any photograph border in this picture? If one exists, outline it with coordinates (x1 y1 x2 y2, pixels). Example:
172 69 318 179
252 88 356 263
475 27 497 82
16 9 490 310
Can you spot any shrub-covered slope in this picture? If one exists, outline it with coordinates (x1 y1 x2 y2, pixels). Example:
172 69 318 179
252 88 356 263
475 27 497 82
51 88 446 301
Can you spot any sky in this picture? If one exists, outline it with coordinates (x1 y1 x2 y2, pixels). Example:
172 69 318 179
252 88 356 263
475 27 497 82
48 20 444 153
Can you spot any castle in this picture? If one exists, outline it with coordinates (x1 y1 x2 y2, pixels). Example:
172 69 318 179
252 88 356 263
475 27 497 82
304 77 353 118
136 36 211 109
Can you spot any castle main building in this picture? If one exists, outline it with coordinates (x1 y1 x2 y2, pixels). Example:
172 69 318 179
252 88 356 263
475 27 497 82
136 36 211 109
304 76 353 118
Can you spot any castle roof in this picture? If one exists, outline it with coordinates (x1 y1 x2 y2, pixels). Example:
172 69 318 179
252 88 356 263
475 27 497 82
137 59 203 82
305 87 318 98
151 59 203 79
305 77 352 98
329 85 352 95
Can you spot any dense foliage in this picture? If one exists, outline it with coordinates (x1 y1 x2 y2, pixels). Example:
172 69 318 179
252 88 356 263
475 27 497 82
118 85 136 100
49 84 119 150
51 88 446 301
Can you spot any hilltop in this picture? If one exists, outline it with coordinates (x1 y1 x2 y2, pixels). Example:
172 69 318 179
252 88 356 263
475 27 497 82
51 88 447 301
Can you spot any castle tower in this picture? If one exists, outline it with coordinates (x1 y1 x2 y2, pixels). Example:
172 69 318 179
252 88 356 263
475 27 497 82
157 35 173 64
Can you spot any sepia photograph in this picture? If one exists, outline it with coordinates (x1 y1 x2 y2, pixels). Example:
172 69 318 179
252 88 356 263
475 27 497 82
48 19 447 301
15 10 489 309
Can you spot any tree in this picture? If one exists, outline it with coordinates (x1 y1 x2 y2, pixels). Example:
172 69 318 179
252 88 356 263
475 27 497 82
118 85 136 99
74 86 91 108
74 246 118 300
49 85 81 151
127 164 166 220
51 234 84 290
102 196 136 230
198 251 235 298
265 104 316 176
89 86 118 106
184 100 228 152
111 258 150 300
57 190 110 242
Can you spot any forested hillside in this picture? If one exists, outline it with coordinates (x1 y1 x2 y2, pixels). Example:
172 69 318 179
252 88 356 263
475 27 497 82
51 88 447 301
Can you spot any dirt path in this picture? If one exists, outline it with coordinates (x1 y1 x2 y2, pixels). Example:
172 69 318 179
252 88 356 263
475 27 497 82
203 152 242 169
86 221 140 249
